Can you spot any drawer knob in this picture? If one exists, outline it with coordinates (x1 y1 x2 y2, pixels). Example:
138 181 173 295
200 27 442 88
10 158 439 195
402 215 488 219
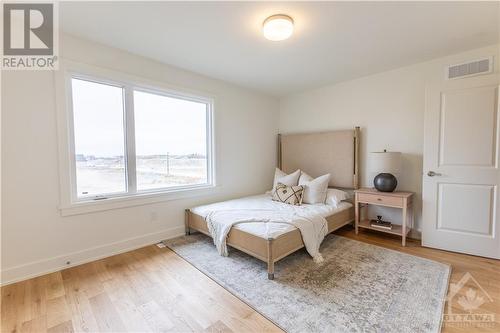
377 198 382 201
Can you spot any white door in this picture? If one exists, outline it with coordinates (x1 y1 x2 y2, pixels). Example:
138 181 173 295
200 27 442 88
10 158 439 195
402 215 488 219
422 73 500 259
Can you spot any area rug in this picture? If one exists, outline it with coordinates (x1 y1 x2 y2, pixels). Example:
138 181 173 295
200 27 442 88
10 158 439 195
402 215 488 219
164 234 450 333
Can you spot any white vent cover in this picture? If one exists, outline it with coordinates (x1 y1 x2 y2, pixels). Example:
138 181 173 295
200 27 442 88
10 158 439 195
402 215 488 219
447 57 493 79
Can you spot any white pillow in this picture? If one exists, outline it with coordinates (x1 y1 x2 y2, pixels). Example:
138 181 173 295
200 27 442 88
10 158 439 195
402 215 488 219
298 172 331 204
325 188 350 207
272 168 301 192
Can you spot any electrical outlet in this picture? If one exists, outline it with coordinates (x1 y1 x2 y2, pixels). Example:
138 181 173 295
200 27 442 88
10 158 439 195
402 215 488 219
150 211 158 222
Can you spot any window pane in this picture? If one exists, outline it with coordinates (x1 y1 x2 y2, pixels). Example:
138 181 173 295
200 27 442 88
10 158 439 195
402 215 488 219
134 90 208 191
71 78 126 197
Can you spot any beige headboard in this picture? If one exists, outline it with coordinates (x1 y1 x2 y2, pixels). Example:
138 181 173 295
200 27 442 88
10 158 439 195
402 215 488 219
278 127 360 189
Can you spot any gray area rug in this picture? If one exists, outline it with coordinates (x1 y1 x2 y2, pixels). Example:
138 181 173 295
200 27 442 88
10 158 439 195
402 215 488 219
164 234 450 333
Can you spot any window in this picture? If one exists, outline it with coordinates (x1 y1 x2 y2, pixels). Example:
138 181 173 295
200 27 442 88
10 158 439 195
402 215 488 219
134 90 208 191
72 79 127 197
68 75 214 202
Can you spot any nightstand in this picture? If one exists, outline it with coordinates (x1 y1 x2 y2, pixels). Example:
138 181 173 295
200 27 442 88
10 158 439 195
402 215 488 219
354 188 414 246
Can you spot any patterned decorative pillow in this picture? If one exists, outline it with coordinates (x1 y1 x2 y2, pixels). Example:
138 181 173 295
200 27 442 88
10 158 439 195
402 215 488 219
272 183 304 206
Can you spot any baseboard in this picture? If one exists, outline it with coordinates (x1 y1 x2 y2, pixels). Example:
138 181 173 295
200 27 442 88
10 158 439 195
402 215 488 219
408 229 422 240
1 225 185 286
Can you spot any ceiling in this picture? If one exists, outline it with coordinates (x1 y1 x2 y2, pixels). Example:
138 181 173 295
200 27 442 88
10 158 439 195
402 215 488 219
60 2 499 97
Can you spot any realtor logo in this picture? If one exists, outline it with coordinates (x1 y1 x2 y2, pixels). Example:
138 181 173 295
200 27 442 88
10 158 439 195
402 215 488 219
4 3 53 55
2 2 58 69
444 272 496 329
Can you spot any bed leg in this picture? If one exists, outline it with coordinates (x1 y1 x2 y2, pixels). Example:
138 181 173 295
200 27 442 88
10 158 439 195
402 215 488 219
267 238 275 280
185 209 191 236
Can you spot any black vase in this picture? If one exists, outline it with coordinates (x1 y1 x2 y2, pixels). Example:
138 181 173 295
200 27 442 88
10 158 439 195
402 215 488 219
374 173 397 192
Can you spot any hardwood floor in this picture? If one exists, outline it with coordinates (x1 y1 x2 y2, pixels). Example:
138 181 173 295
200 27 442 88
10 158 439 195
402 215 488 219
2 226 499 333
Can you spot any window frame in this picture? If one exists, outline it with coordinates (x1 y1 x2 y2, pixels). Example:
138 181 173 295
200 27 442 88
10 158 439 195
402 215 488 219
56 61 217 216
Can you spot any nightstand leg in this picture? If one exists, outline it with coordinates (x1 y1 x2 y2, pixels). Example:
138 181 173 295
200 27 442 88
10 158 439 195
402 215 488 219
355 200 359 234
411 203 414 229
402 199 407 246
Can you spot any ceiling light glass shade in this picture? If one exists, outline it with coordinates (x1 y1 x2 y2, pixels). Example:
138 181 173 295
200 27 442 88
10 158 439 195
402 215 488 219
263 15 294 41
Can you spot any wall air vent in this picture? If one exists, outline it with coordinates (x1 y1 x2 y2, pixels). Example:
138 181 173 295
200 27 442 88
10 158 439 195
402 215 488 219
447 57 493 80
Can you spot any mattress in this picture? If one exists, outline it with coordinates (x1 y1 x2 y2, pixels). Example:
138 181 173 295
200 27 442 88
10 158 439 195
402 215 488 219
191 194 353 239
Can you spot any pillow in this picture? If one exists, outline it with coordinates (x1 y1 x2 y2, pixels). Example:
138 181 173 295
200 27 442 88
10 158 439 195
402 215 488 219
298 172 331 204
271 168 301 192
272 183 304 206
325 188 350 207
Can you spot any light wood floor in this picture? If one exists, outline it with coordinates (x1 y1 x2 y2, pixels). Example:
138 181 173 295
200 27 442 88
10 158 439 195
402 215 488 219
2 226 499 333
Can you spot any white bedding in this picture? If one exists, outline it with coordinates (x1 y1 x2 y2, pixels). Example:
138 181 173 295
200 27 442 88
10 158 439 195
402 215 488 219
191 194 352 239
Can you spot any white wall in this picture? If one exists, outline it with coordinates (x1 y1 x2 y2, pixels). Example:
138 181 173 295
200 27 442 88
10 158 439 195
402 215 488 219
1 34 279 284
279 44 500 235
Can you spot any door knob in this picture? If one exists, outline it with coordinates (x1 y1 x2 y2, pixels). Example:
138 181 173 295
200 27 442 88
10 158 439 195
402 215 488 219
427 171 442 177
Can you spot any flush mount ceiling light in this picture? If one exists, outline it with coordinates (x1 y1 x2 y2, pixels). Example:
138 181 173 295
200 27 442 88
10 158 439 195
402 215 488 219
263 14 294 41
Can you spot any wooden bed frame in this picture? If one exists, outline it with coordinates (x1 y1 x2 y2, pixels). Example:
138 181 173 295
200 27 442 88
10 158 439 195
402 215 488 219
185 127 360 280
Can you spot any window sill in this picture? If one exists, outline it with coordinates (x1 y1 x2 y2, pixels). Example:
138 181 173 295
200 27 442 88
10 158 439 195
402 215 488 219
59 185 220 217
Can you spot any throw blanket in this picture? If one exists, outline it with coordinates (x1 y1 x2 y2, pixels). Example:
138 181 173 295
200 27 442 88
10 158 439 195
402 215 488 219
205 209 328 263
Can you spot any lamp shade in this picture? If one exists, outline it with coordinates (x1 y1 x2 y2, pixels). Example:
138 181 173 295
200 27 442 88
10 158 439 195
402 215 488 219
370 151 401 175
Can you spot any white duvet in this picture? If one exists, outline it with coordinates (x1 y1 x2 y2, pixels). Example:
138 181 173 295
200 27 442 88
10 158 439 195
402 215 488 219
191 194 352 263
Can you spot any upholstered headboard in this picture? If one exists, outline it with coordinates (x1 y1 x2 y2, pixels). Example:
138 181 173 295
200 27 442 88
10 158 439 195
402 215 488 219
278 127 360 189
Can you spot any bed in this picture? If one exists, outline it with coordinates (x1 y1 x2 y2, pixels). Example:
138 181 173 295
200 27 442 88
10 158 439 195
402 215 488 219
185 127 360 279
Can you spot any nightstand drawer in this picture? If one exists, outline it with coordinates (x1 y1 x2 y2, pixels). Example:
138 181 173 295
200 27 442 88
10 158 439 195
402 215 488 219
357 193 403 207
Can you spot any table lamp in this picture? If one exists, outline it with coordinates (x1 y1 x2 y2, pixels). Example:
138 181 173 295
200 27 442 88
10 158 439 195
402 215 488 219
370 150 401 192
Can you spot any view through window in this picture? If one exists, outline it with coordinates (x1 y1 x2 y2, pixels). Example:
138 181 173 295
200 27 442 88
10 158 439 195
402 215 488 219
134 90 208 191
72 78 127 196
70 77 212 200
